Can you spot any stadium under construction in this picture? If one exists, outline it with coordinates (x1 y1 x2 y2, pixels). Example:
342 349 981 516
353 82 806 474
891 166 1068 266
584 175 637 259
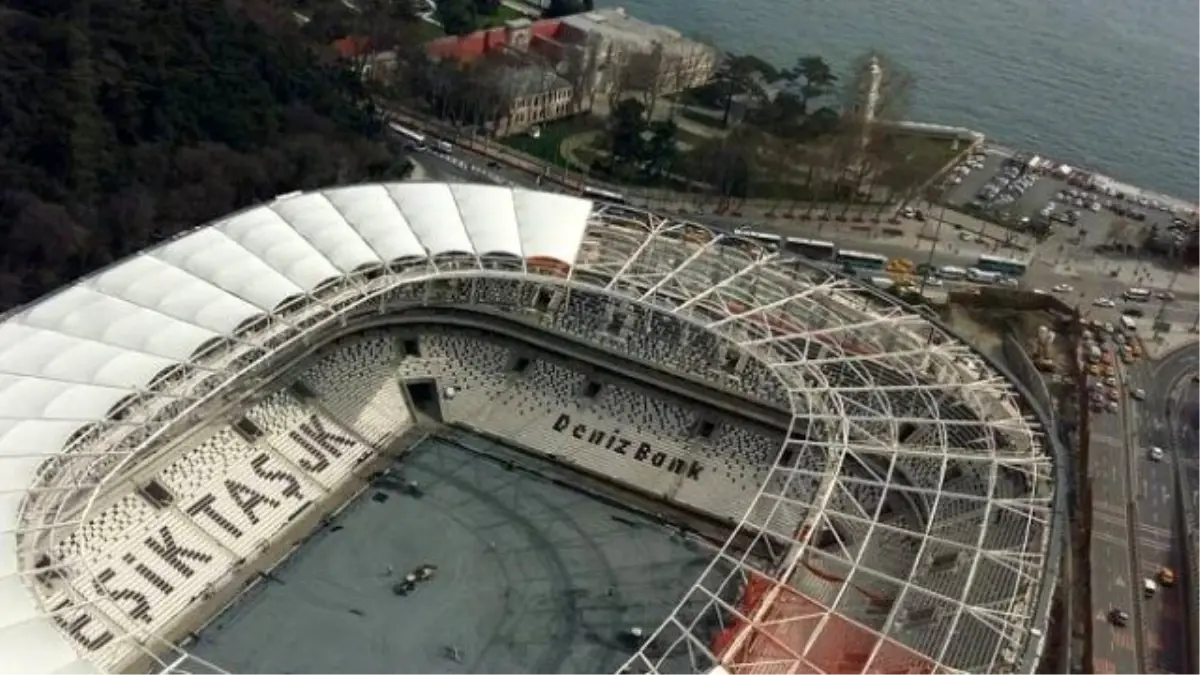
0 182 1065 674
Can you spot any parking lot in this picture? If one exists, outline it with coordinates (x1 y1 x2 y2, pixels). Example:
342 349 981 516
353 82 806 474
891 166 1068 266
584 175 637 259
940 151 1194 255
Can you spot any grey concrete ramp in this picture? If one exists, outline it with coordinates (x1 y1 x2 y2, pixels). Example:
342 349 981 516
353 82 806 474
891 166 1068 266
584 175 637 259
188 436 722 673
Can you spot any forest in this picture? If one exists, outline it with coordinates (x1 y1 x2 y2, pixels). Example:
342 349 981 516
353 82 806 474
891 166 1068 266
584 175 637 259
0 0 411 311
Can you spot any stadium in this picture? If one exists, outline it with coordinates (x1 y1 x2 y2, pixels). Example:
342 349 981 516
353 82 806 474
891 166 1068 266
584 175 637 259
0 182 1062 674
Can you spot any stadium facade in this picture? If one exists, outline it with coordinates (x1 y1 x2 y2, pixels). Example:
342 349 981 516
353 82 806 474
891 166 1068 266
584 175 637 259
0 182 1062 674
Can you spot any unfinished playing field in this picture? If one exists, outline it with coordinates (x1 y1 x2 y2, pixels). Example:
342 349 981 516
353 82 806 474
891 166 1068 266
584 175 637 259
187 435 728 673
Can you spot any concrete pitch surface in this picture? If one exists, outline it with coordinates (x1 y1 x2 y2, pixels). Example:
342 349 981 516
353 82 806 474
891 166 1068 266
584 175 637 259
189 435 720 673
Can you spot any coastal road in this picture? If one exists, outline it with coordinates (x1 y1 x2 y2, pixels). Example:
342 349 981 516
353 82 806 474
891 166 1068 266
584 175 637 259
1115 345 1199 674
1088 370 1143 675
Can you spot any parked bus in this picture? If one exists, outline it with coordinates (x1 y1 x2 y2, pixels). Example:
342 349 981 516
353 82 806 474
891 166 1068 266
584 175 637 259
938 265 967 281
734 228 784 250
581 185 627 204
1122 287 1151 302
966 267 1002 283
835 249 889 272
387 122 426 147
975 254 1030 277
787 237 837 261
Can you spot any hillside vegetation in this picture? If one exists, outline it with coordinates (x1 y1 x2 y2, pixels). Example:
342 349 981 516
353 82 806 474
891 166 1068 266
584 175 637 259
0 0 408 310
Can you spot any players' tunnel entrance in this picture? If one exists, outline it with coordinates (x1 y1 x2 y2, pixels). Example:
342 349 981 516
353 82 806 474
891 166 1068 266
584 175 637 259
405 379 443 422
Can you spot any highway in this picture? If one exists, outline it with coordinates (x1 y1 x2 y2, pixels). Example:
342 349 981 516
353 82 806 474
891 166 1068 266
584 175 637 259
1125 346 1199 674
1088 366 1142 674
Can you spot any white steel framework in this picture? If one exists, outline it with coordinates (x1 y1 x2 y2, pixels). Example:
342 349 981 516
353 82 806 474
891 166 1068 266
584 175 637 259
0 183 1058 675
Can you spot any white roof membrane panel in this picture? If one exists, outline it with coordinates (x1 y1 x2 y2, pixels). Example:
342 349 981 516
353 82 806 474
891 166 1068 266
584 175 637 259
383 183 473 255
216 207 342 292
14 288 217 362
513 189 595 264
0 325 173 389
449 183 522 257
85 256 262 335
268 193 382 273
152 228 302 310
323 185 427 262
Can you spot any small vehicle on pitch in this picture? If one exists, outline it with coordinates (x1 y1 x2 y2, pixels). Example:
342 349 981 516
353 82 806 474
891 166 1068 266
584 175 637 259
1158 568 1176 587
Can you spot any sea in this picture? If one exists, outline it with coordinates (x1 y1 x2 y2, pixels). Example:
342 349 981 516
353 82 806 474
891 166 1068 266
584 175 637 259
596 0 1199 203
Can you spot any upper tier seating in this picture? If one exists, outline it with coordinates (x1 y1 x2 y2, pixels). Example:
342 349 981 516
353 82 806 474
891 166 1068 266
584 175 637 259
298 333 413 446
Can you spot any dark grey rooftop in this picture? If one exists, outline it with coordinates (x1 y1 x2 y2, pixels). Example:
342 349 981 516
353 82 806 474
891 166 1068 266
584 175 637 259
187 435 727 674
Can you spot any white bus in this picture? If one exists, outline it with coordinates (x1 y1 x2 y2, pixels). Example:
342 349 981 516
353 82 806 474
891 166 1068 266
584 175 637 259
835 249 889 272
581 185 627 204
1123 287 1151 302
966 267 1002 283
975 254 1030 277
734 228 784 250
938 265 967 281
387 122 425 146
788 237 837 261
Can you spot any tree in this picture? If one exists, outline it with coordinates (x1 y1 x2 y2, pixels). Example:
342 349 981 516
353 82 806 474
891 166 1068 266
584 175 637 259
609 98 647 167
0 0 403 312
713 53 774 127
435 0 476 36
789 55 838 114
642 119 678 178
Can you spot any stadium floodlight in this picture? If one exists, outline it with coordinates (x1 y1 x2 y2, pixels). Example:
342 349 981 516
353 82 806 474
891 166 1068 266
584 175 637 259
0 183 1059 675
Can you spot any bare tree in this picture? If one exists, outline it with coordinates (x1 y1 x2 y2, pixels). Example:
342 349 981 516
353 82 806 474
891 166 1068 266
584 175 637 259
603 47 636 111
560 36 603 115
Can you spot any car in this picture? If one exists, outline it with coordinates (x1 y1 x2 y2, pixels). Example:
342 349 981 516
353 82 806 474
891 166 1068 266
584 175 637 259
1052 284 1074 293
1123 307 1145 318
1107 400 1119 413
1156 291 1176 301
1093 297 1116 308
1131 388 1146 401
921 276 943 287
1109 608 1130 627
1143 578 1158 597
1149 446 1164 461
1159 568 1176 586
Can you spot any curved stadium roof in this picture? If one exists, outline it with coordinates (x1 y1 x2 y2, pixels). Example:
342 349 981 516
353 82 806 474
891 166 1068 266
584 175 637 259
0 182 1059 675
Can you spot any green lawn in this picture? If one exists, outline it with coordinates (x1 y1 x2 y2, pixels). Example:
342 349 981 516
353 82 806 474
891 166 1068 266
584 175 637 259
499 116 603 166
